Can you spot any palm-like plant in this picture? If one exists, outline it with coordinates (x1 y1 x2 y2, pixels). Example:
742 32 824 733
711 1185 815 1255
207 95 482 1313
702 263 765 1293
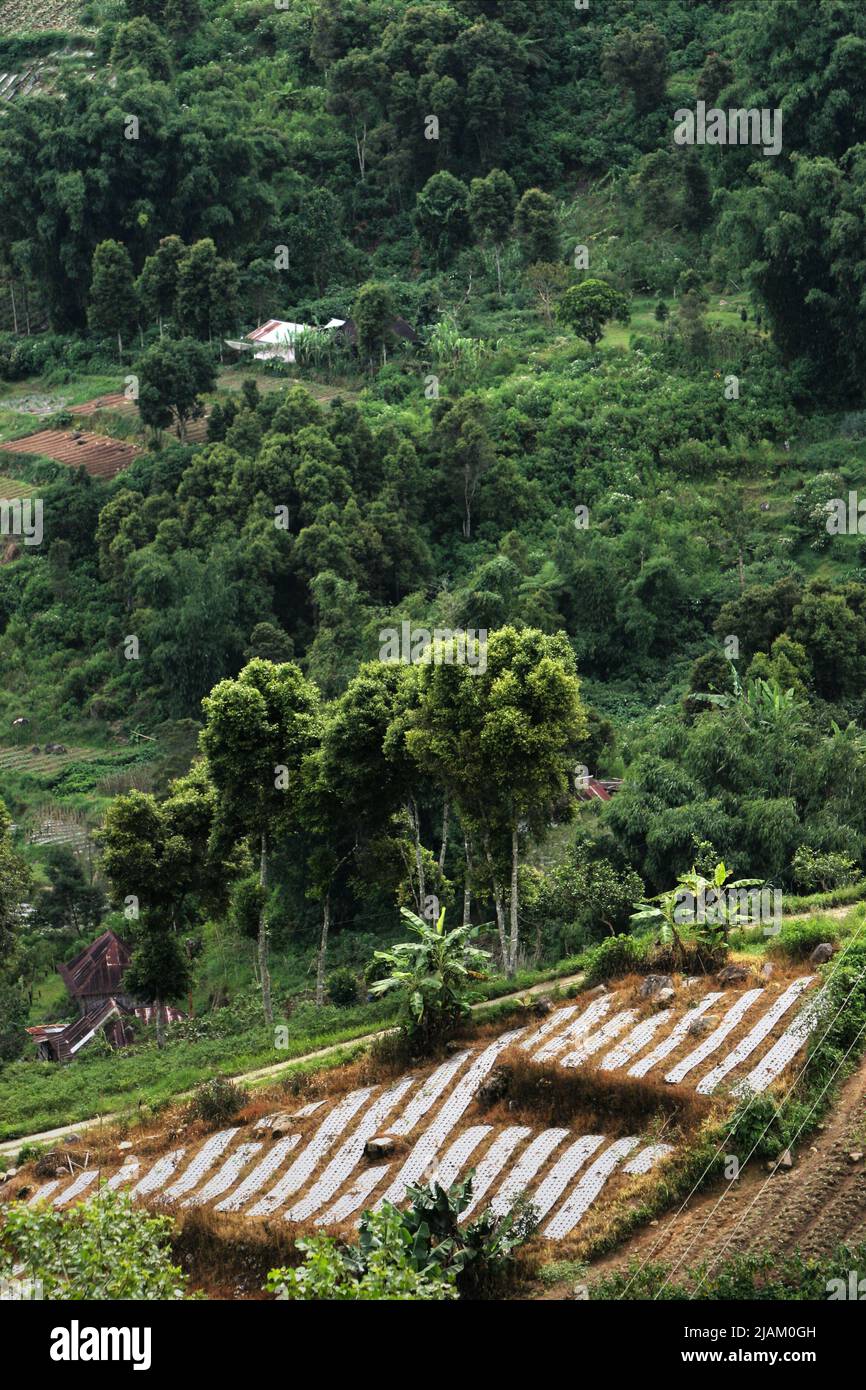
370 907 491 1051
631 861 763 963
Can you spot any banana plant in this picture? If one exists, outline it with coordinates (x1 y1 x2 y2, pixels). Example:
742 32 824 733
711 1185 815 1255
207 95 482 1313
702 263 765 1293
369 906 491 1049
631 861 764 959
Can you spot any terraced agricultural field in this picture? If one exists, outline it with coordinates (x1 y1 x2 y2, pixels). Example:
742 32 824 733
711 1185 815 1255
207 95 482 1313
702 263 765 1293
0 427 141 477
0 743 107 777
0 472 33 499
0 0 87 34
12 970 826 1245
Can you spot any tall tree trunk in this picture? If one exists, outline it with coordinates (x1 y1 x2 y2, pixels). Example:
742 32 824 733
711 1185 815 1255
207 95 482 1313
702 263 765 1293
482 831 507 967
155 996 165 1050
117 330 123 364
259 831 273 1025
494 244 502 297
316 893 330 1007
438 796 449 873
462 834 472 927
508 822 519 978
410 797 426 909
9 283 18 335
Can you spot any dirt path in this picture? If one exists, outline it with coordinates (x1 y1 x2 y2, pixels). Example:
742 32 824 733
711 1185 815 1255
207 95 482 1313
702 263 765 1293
587 1056 866 1290
0 971 584 1156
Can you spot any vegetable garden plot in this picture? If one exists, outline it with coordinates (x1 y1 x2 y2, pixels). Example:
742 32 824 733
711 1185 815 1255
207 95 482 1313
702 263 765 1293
663 989 764 1084
695 976 815 1094
183 1142 263 1209
544 1136 640 1240
488 1129 569 1216
560 1009 638 1068
214 1135 300 1213
375 1029 525 1208
532 996 612 1062
457 1127 531 1223
316 1165 391 1226
627 992 723 1078
162 1129 239 1202
733 988 826 1097
248 1088 373 1217
22 975 824 1241
285 1077 415 1223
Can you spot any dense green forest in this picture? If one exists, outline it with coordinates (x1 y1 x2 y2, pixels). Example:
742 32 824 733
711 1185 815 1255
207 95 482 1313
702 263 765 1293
2 0 866 1116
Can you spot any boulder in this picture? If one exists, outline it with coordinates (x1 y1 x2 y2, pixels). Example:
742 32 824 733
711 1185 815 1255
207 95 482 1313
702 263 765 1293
365 1136 396 1159
760 962 775 979
655 987 676 1005
848 1152 864 1164
687 1015 715 1037
717 964 750 986
531 997 553 1017
477 1066 510 1106
586 984 608 998
766 1148 794 1174
809 943 835 965
639 974 674 1000
253 1113 294 1139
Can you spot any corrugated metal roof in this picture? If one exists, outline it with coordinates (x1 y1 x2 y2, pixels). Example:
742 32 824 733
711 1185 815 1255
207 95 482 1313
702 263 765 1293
58 930 131 1000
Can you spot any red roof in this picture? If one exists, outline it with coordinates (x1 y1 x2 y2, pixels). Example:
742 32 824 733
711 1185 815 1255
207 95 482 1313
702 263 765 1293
58 930 132 1001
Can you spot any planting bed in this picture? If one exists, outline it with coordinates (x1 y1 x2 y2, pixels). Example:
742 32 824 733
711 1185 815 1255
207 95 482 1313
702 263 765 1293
11 969 827 1244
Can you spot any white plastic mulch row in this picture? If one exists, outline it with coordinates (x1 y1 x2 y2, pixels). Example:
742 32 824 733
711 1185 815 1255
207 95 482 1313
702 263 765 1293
215 1134 301 1213
131 1148 185 1198
733 988 826 1097
183 1142 263 1209
526 1135 605 1221
622 1143 675 1175
316 1165 391 1226
696 976 816 1095
488 1128 569 1216
53 1169 98 1206
103 1161 140 1191
376 1029 525 1208
544 1136 640 1240
532 997 611 1062
162 1129 239 1202
432 1125 494 1191
560 1009 638 1068
520 1005 580 1052
457 1126 531 1223
598 1010 672 1071
27 1180 62 1206
285 1077 415 1223
249 1088 374 1217
388 1052 470 1136
627 992 723 1077
664 989 764 1084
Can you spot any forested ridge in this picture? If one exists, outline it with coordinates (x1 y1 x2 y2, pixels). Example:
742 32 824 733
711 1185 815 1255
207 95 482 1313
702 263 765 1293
3 3 866 1272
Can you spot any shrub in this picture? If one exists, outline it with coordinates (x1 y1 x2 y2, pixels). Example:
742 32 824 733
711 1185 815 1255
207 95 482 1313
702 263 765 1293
792 846 859 893
370 907 490 1054
327 967 360 1007
266 1205 458 1301
581 933 649 986
265 1174 535 1301
0 1191 190 1299
767 914 844 962
186 1074 245 1127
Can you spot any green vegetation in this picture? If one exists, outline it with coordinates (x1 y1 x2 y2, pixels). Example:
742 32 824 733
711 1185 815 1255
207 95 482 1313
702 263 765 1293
266 1175 535 1302
0 1191 192 1299
1 14 866 1323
